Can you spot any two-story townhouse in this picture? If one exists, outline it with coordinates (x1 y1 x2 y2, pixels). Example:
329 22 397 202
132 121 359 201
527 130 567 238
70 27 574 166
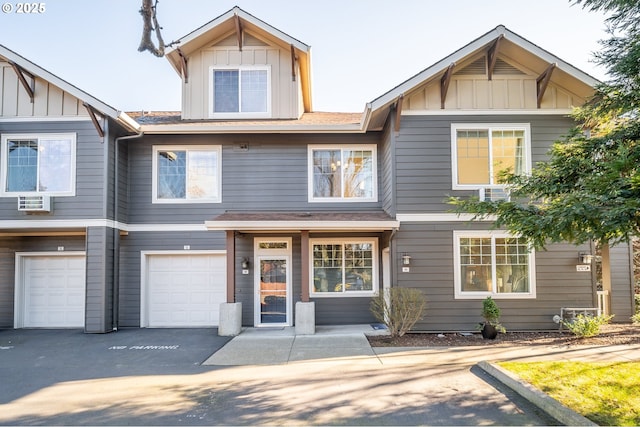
0 7 634 333
0 45 139 332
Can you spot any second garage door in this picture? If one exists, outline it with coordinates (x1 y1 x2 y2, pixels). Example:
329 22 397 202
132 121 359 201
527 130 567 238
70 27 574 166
144 253 226 327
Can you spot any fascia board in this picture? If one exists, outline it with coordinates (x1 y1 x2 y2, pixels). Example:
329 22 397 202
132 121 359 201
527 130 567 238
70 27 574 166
139 123 366 134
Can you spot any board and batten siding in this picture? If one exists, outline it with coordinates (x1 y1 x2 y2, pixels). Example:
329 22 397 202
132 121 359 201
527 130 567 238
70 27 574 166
85 226 116 333
0 235 85 328
608 243 635 320
182 41 301 120
126 133 384 224
394 222 595 331
0 120 108 220
117 230 226 327
0 61 91 118
393 115 576 213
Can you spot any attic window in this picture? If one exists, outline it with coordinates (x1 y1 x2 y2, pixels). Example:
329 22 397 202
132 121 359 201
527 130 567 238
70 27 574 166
209 66 271 118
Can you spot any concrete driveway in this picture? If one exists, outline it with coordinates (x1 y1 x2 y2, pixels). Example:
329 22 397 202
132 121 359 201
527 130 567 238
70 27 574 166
0 328 556 426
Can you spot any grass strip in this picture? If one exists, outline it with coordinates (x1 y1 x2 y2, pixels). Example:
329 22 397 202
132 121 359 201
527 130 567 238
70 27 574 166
499 361 640 426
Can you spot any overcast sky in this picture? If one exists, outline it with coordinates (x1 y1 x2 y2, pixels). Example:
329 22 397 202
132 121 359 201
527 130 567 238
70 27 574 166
0 0 610 113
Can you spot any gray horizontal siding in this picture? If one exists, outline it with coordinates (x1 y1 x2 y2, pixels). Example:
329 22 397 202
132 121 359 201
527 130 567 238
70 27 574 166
609 243 634 320
394 222 594 331
0 120 107 220
394 115 577 213
126 133 384 224
118 230 226 327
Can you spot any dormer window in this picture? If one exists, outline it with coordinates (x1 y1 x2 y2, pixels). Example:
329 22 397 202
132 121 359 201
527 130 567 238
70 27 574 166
209 66 271 118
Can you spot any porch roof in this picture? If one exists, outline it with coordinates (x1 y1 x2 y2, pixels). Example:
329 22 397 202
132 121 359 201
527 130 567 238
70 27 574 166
205 211 399 232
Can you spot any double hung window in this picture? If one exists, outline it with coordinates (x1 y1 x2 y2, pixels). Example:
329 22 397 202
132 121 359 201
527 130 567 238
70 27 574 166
152 146 221 203
311 239 377 296
210 66 270 118
452 124 530 189
308 145 377 202
454 231 535 299
1 133 76 196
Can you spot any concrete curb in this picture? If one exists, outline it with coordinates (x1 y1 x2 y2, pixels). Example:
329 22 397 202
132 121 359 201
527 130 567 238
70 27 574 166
477 361 597 426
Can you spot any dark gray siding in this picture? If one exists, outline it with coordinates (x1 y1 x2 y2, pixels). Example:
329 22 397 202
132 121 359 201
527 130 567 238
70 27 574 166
0 120 108 219
394 222 594 331
85 227 115 333
118 230 226 327
609 242 634 321
126 133 384 224
395 115 576 212
0 236 86 328
380 121 395 216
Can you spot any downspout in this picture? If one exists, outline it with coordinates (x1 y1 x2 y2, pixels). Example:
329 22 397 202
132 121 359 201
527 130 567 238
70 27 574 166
112 131 144 331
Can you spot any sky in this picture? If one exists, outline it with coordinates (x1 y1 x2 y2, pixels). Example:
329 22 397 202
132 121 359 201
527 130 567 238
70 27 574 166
0 0 611 113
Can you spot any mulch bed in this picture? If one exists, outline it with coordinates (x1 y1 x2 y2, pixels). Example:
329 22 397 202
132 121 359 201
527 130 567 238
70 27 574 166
367 324 640 347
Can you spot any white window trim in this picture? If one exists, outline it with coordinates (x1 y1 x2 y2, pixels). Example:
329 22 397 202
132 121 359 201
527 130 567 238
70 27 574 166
451 123 531 190
152 145 222 204
453 230 536 299
307 144 378 203
0 133 77 197
309 238 379 298
208 65 272 119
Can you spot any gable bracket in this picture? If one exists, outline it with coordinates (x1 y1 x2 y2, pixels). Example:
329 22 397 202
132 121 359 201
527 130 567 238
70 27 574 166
176 47 189 84
440 62 456 109
394 94 404 132
487 35 504 81
536 62 557 108
290 44 297 82
234 13 243 51
83 103 105 139
9 62 35 103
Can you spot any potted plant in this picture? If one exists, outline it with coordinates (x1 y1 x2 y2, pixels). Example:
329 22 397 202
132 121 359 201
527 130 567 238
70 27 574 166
478 296 506 339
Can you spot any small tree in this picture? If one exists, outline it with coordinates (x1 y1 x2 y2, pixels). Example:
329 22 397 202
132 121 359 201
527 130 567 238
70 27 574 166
370 287 426 338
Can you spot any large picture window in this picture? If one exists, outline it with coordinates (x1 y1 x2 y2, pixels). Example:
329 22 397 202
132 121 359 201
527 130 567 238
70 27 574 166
452 124 530 189
152 146 221 203
209 66 270 118
453 231 535 299
308 145 377 202
311 239 378 296
1 133 76 196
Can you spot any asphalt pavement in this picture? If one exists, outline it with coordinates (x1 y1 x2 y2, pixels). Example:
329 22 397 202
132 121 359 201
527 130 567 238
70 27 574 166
1 325 637 426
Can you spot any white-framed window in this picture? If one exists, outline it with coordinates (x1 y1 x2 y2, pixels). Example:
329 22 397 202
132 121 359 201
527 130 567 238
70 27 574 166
209 66 271 118
308 145 377 202
451 124 531 189
453 231 536 299
1 133 76 196
310 238 378 297
152 145 221 203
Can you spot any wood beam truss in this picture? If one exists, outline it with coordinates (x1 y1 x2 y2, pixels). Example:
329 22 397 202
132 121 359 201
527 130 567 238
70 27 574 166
234 14 243 51
176 47 189 83
440 63 456 109
9 62 35 103
83 103 105 139
394 94 404 132
487 35 503 81
290 44 297 81
536 63 556 108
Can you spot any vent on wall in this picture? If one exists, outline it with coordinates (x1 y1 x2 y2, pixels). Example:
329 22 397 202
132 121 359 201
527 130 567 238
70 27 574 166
479 188 510 202
18 195 51 212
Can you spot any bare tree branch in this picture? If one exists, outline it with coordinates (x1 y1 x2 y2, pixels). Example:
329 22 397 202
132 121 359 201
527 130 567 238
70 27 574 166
138 0 165 57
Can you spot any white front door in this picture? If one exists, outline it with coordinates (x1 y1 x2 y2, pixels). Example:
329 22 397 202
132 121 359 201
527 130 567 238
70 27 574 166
16 253 86 328
254 239 292 326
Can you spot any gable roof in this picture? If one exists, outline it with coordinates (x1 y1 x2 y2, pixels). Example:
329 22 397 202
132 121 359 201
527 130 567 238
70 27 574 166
0 44 140 133
363 25 600 131
165 6 313 112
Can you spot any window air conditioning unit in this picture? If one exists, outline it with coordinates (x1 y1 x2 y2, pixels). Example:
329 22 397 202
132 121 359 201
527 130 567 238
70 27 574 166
478 187 510 202
18 195 51 212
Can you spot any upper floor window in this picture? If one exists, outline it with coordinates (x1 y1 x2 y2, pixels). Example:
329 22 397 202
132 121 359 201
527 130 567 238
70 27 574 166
453 231 536 299
209 66 271 118
452 124 530 189
310 238 378 297
1 133 76 196
308 145 377 202
152 145 221 203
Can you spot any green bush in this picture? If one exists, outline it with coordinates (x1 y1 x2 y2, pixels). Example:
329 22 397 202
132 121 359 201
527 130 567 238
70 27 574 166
563 314 614 338
370 287 426 338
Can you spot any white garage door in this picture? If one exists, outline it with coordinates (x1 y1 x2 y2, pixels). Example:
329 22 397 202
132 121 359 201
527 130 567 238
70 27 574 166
21 255 86 328
145 253 226 327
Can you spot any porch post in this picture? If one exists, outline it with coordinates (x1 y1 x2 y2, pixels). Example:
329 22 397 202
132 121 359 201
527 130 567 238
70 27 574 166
225 230 235 303
220 230 241 336
301 230 309 302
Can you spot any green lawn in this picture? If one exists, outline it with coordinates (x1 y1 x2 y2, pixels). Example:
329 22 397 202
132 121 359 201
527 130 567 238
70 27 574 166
499 361 640 426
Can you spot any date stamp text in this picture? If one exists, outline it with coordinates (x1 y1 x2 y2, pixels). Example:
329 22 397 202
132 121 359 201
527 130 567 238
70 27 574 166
2 3 46 13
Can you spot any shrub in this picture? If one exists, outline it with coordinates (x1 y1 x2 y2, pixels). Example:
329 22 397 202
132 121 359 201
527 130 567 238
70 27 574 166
481 296 501 324
563 314 614 338
370 287 426 338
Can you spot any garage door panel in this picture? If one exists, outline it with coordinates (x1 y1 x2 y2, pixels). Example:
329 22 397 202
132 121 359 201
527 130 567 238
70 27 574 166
146 253 226 327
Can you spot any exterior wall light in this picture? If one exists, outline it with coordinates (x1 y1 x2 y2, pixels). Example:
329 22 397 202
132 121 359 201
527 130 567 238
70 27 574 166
401 253 412 266
241 257 250 269
579 252 593 264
